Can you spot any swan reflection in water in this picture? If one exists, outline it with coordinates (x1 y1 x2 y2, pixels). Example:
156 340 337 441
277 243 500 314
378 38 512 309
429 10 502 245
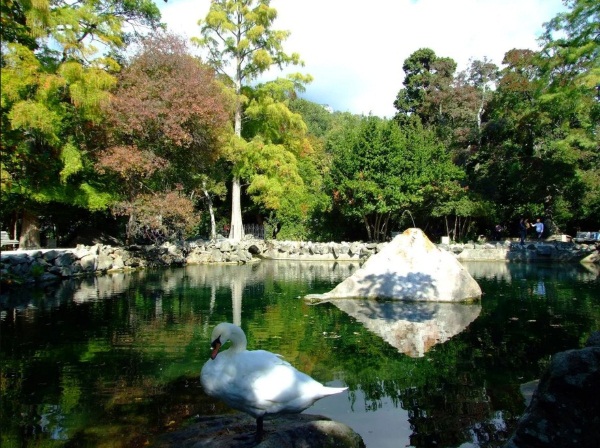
326 299 482 357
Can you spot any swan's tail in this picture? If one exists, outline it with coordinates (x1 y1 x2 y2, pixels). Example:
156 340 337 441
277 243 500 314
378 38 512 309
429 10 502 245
321 386 348 397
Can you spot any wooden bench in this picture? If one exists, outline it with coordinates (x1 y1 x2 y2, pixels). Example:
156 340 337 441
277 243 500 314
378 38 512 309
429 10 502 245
1 231 19 249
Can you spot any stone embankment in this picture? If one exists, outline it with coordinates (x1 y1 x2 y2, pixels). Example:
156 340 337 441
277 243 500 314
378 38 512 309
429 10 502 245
445 239 599 263
1 237 598 285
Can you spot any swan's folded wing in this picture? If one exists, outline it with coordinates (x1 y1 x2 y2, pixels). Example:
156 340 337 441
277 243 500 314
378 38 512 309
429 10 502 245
246 360 327 413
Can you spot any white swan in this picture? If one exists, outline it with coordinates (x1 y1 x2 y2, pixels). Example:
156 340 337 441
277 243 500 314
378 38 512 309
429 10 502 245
200 322 347 440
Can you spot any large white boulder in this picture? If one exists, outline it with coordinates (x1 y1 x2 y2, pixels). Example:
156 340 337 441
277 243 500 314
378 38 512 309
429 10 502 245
306 228 482 302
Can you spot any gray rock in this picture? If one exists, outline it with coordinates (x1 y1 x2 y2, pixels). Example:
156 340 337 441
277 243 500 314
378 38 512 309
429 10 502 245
236 248 251 263
111 255 125 270
26 250 43 259
359 247 374 258
80 254 98 271
38 272 61 283
210 249 223 262
334 243 350 258
96 254 113 271
5 253 31 265
2 235 597 286
585 331 600 347
55 252 77 267
42 250 61 262
535 245 553 256
31 258 49 269
313 243 328 255
151 413 365 448
349 242 362 256
57 266 75 277
504 331 600 448
186 250 212 264
14 262 32 276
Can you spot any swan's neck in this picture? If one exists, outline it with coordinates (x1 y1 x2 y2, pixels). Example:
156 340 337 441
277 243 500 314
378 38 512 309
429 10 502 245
227 326 247 353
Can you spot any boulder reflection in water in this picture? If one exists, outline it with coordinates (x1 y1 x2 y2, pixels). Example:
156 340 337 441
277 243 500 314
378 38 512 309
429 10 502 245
329 299 482 357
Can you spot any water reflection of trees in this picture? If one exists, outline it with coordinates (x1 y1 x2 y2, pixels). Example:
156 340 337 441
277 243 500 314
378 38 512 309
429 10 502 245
0 261 361 312
1 261 598 448
461 261 598 283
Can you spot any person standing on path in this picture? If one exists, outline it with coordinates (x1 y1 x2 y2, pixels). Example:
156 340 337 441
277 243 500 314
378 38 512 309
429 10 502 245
519 218 527 245
533 218 544 240
493 224 503 241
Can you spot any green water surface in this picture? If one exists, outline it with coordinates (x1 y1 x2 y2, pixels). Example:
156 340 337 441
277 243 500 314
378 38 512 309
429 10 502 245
1 260 599 447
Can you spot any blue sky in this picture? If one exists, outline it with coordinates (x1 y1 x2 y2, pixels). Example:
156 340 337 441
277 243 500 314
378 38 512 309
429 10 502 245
158 0 567 118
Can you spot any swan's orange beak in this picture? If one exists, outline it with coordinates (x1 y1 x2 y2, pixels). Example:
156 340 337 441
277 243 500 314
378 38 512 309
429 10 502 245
210 336 222 360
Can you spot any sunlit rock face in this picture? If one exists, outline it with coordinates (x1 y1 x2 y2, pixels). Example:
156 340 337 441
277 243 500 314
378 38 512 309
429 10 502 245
306 228 482 302
329 299 481 357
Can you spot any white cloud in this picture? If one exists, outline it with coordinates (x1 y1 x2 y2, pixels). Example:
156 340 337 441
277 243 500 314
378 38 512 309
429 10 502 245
158 0 567 117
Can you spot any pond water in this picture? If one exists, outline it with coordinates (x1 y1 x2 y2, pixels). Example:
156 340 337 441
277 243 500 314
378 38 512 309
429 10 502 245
1 260 599 448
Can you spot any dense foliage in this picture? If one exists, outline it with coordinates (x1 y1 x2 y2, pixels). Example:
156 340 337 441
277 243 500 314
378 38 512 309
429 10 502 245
327 116 464 240
1 0 598 245
1 0 162 245
194 0 304 241
97 33 231 243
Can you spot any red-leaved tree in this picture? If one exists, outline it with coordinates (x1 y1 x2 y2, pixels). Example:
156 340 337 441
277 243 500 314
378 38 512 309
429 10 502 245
97 33 231 243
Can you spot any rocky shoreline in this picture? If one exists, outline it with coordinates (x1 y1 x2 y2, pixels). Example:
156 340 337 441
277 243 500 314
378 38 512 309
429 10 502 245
504 331 600 448
1 237 599 285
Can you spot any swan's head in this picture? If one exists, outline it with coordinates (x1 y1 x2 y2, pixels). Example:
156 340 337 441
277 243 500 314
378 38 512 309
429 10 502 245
210 335 222 360
209 322 246 360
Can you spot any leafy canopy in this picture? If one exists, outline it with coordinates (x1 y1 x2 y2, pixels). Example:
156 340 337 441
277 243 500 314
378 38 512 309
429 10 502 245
1 0 162 218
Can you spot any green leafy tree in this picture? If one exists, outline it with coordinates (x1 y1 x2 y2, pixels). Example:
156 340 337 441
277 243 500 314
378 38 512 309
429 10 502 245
447 58 499 165
469 1 599 233
327 116 464 241
194 0 303 241
391 49 501 237
466 58 500 139
538 0 600 227
474 49 563 225
394 48 457 131
1 0 162 247
431 194 496 242
0 0 37 49
239 75 326 240
477 48 594 232
289 98 336 138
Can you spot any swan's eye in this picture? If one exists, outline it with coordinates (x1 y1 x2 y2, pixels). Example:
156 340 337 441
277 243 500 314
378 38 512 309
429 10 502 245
211 335 221 349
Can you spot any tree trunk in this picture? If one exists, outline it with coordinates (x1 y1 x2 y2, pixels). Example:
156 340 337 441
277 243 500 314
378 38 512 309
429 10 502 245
126 213 136 245
12 214 19 241
477 85 486 134
202 181 217 240
374 214 382 241
451 216 456 241
373 212 391 242
229 65 245 242
363 215 372 241
20 210 40 249
382 213 390 240
460 217 470 241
